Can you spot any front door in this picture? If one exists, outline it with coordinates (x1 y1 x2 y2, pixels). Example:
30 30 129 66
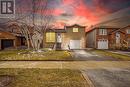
116 32 120 44
57 33 62 43
56 33 62 50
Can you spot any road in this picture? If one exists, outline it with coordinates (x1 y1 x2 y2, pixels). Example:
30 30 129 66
82 68 130 87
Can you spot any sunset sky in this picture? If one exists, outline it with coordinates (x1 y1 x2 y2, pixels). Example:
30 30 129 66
9 0 130 27
49 0 130 25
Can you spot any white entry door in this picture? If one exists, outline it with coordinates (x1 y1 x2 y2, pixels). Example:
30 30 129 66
98 39 108 49
70 40 80 49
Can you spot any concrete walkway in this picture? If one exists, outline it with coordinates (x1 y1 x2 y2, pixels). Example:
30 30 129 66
0 61 130 69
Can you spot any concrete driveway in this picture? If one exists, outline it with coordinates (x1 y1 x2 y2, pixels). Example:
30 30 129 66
82 68 130 87
71 50 120 61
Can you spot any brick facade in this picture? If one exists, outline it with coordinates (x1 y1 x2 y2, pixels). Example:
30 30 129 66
86 25 130 50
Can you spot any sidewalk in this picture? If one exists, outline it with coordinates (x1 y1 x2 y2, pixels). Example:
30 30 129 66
0 61 130 69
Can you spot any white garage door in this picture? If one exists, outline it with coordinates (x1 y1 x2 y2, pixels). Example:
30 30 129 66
70 40 80 49
98 39 108 49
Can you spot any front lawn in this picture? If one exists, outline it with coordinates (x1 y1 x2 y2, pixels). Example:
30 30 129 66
94 50 130 61
0 50 73 61
0 69 88 87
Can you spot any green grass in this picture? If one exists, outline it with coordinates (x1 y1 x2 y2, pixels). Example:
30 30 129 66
0 69 88 87
0 50 72 61
94 50 130 61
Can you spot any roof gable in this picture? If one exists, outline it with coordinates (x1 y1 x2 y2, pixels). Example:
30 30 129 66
109 24 130 34
65 24 86 28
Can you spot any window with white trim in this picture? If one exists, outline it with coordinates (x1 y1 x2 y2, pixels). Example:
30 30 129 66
99 29 107 35
127 29 130 34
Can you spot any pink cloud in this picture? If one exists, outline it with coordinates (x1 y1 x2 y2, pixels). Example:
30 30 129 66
36 8 64 16
73 1 99 23
62 0 75 5
53 9 65 16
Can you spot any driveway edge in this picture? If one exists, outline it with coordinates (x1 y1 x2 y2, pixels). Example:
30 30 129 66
81 70 95 87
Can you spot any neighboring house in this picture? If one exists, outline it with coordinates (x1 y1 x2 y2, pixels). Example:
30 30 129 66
86 25 130 50
43 24 86 50
86 16 130 50
86 26 120 49
124 25 130 48
0 23 26 50
109 25 130 49
0 30 16 50
0 30 25 50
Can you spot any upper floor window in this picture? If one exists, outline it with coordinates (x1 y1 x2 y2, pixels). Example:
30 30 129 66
127 29 130 34
99 29 107 35
73 28 78 32
46 32 56 42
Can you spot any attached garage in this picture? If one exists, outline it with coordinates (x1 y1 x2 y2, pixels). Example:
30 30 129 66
98 39 108 49
69 40 80 49
0 31 16 50
1 39 14 49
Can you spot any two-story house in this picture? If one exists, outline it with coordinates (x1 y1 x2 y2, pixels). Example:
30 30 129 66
86 26 120 49
86 24 130 50
43 24 86 50
86 15 130 50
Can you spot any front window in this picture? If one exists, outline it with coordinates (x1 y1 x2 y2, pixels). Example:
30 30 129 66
46 32 55 42
73 28 78 32
127 29 130 34
99 29 107 35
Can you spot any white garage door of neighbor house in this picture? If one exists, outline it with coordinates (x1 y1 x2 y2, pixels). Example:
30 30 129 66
70 40 80 49
98 39 108 49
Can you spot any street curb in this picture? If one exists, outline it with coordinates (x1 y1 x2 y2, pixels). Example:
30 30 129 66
81 70 95 87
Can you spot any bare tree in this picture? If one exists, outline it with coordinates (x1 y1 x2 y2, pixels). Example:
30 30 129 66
20 0 54 51
20 24 31 50
3 0 54 51
30 0 54 51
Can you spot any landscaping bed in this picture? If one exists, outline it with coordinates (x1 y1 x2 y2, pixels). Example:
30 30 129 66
0 50 73 61
0 69 88 87
94 50 130 61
